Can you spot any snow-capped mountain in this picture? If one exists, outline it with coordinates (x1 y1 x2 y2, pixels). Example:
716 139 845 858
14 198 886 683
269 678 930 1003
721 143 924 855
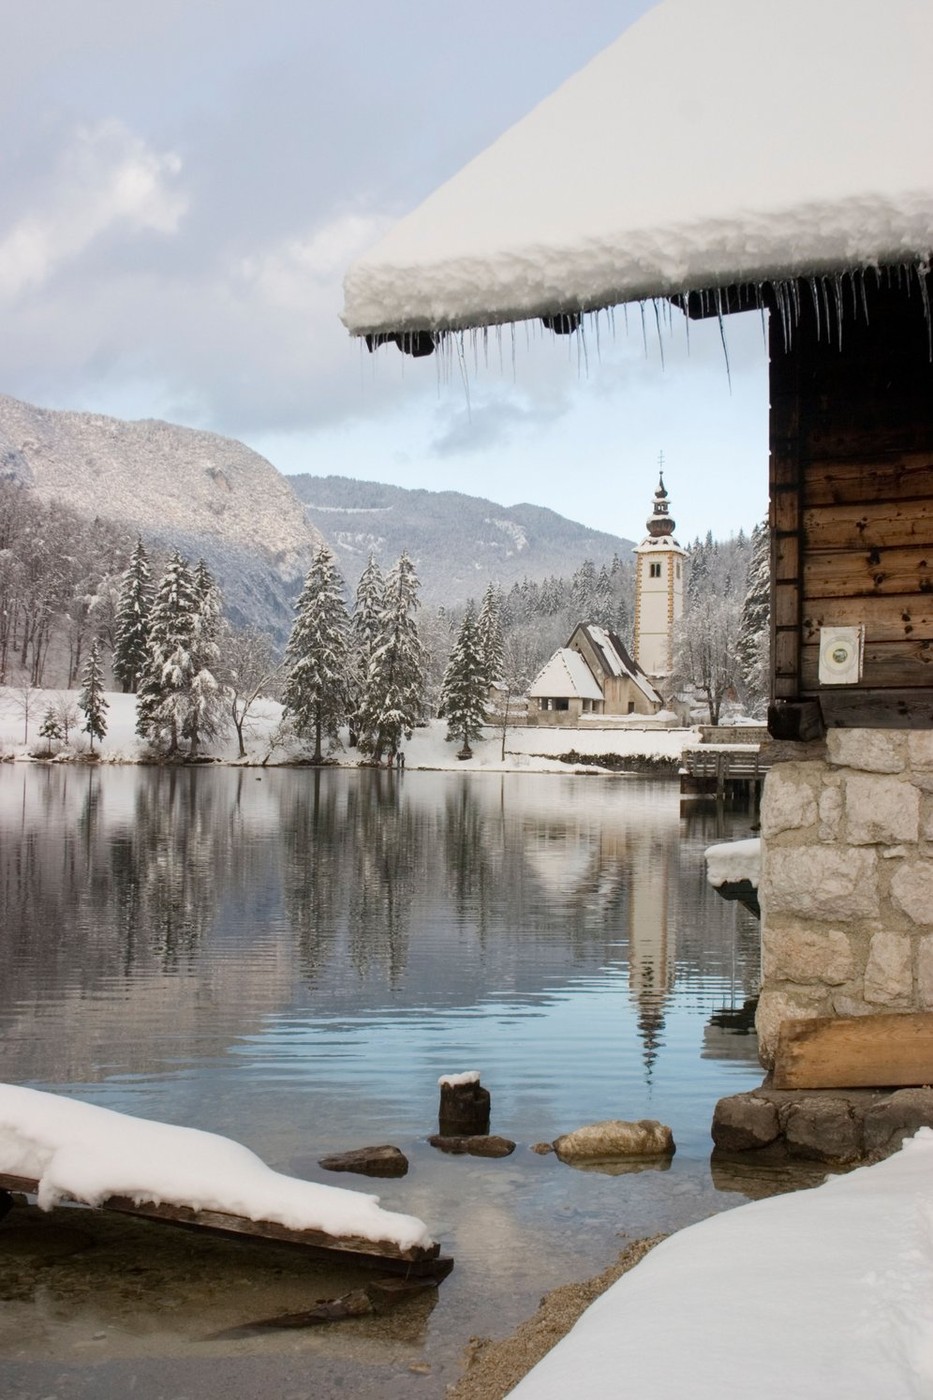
289 474 635 607
0 395 323 640
0 393 636 633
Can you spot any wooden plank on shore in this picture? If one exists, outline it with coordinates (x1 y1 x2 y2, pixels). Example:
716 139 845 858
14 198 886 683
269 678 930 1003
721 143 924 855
773 1012 933 1090
0 1173 452 1277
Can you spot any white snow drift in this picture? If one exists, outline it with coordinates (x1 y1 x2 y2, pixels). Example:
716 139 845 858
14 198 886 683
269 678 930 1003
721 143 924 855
0 1083 432 1251
510 1129 933 1399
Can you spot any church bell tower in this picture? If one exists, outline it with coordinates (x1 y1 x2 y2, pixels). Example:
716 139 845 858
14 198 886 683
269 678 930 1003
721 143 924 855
633 471 686 678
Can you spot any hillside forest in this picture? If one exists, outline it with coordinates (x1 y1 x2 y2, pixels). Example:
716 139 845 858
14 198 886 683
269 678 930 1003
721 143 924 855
0 477 769 752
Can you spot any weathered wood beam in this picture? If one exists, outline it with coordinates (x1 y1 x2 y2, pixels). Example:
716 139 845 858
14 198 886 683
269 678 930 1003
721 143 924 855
0 1173 452 1277
773 1012 933 1090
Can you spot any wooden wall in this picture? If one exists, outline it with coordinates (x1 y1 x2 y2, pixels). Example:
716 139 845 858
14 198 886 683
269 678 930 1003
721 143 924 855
769 271 933 729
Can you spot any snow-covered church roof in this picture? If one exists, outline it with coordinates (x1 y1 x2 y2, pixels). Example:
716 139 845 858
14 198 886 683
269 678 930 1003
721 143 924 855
528 649 603 702
343 0 933 339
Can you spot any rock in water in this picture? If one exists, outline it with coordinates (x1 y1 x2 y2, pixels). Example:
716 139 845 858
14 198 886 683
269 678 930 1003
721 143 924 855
317 1144 409 1177
553 1119 675 1164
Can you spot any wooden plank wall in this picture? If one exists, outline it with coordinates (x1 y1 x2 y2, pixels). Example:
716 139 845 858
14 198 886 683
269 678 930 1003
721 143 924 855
768 272 933 726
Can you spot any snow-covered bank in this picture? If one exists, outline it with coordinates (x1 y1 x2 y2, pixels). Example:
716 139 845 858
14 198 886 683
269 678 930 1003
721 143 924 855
0 1083 431 1251
510 1129 933 1399
0 688 698 773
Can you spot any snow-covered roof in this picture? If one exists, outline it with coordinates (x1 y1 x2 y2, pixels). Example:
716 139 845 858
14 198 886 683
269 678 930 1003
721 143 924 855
528 648 603 701
343 0 933 338
581 624 661 706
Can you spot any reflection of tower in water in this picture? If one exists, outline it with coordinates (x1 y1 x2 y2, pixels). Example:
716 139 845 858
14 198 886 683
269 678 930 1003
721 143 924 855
626 823 676 1078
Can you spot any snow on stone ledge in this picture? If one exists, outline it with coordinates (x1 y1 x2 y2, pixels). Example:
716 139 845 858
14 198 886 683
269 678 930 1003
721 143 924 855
509 1130 933 1400
0 1083 432 1251
343 0 933 336
704 837 760 889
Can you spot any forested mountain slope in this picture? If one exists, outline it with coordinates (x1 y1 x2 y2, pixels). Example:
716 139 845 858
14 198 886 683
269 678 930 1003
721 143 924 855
0 395 323 639
288 473 634 607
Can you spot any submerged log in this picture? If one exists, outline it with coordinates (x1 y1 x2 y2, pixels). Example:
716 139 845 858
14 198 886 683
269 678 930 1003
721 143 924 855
438 1073 490 1137
219 1276 440 1334
428 1135 515 1158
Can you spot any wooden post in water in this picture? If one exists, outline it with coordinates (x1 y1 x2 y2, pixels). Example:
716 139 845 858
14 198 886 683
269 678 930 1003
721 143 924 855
438 1073 490 1136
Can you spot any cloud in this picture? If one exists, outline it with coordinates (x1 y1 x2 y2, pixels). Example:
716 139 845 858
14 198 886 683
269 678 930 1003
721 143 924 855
0 121 186 302
431 390 569 457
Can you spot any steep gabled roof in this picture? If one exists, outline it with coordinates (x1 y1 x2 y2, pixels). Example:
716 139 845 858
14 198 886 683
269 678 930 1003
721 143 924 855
528 648 603 701
572 624 662 706
343 0 933 339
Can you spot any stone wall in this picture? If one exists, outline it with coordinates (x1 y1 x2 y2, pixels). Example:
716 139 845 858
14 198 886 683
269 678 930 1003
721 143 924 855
757 729 933 1065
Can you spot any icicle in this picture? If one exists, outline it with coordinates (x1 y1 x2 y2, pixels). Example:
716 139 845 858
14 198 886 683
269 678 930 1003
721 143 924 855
578 312 590 378
807 276 822 340
639 301 649 358
818 276 832 345
858 266 871 325
455 333 471 417
652 298 665 370
916 260 932 360
714 287 732 388
832 274 845 351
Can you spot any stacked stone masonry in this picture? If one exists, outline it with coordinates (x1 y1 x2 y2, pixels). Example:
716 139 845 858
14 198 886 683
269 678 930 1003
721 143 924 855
757 730 933 1066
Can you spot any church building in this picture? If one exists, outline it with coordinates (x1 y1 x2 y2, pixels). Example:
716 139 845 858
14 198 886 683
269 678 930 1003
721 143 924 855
632 474 686 680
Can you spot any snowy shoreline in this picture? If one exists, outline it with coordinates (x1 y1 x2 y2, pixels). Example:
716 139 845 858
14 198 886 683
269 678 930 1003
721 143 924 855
0 688 699 776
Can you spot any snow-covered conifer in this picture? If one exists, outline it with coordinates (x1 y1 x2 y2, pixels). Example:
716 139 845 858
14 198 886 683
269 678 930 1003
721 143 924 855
38 707 64 755
184 559 225 757
356 551 425 763
348 553 385 743
736 520 771 714
439 605 488 752
136 552 209 757
476 583 504 686
112 538 153 693
78 638 109 753
283 546 351 763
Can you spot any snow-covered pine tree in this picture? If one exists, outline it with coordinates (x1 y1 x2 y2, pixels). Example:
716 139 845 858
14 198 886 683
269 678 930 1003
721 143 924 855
112 537 153 693
476 583 504 686
78 638 109 754
282 546 351 763
184 559 225 758
356 551 425 763
736 520 771 715
136 552 202 756
348 553 385 744
38 707 64 756
439 605 488 753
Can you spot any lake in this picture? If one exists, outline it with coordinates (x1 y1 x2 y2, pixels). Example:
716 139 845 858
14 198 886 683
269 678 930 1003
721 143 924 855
0 764 768 1398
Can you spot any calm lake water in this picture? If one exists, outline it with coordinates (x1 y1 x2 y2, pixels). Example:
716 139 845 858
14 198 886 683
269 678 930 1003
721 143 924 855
0 764 768 1398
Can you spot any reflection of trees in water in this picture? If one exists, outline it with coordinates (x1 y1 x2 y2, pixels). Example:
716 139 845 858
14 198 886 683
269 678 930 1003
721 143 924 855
279 770 343 984
0 769 241 1012
443 778 499 941
278 770 423 987
346 773 419 984
1 769 748 1059
130 771 221 970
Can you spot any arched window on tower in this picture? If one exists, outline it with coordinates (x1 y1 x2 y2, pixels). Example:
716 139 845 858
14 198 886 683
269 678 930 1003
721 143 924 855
649 562 662 578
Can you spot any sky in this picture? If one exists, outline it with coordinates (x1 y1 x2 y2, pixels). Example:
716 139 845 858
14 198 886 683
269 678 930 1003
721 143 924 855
1 0 768 546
